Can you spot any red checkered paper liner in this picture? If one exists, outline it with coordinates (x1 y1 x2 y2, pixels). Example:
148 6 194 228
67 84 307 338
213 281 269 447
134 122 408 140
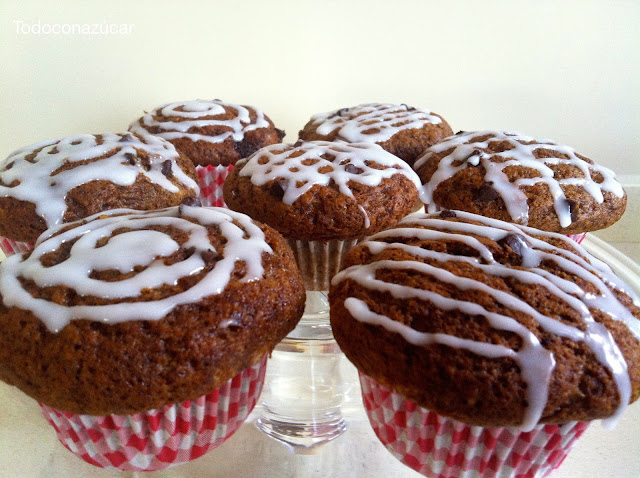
566 233 586 244
39 354 267 472
196 164 234 208
359 373 590 478
0 237 33 256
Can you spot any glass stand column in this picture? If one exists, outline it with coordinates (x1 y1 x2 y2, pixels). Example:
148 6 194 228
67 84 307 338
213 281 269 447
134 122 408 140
257 291 347 448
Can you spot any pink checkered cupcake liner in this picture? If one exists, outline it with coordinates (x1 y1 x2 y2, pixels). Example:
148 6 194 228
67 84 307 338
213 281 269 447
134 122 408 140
39 354 267 472
196 164 234 208
359 373 590 478
566 233 586 244
0 237 33 256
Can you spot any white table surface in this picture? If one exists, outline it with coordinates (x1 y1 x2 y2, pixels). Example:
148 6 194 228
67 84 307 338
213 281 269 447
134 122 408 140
1 235 639 478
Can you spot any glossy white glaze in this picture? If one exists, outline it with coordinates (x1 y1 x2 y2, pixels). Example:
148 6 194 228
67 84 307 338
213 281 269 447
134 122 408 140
0 206 272 333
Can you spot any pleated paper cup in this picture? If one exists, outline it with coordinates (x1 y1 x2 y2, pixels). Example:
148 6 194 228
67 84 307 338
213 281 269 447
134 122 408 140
286 238 361 291
566 233 586 244
196 164 234 208
39 354 267 472
359 373 590 478
0 237 33 257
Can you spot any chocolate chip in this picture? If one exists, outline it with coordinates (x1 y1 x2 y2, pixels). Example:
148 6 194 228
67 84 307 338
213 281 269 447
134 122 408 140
48 146 59 155
183 246 196 259
565 198 579 222
270 181 286 199
337 108 348 117
294 140 304 147
475 184 499 202
124 152 136 165
275 128 286 142
141 157 151 171
213 98 222 102
233 138 259 159
119 133 136 143
344 164 363 174
440 210 457 218
498 233 530 258
180 197 202 207
4 161 13 170
200 249 217 263
401 103 416 111
161 160 173 178
456 130 466 135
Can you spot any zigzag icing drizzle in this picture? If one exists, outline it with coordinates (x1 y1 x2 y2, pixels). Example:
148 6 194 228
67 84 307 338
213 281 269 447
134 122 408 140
0 206 272 333
308 103 443 143
0 133 198 228
129 99 270 144
332 210 640 430
237 140 421 228
415 130 624 228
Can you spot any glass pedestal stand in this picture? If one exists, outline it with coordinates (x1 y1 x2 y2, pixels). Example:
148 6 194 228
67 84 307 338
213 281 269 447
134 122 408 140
257 291 347 448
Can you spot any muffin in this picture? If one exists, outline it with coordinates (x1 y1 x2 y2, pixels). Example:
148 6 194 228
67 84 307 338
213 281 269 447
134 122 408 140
223 140 422 290
129 99 285 207
0 132 199 255
298 103 453 167
414 130 627 243
0 205 305 471
330 210 640 477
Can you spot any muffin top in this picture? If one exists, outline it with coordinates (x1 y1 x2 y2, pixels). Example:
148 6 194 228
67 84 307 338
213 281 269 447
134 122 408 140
0 205 305 415
0 132 199 243
414 130 626 233
298 103 453 167
129 99 285 167
330 210 640 429
223 140 421 240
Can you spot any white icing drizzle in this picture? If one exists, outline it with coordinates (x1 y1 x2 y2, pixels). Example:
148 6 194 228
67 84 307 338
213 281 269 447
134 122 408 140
0 206 273 333
237 140 421 230
129 99 270 145
332 210 640 429
308 103 443 144
415 130 625 228
0 133 198 229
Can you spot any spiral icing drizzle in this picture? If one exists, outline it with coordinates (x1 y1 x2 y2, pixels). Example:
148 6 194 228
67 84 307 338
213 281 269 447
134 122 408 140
0 133 198 229
129 99 270 144
0 206 273 333
237 140 421 228
415 130 624 228
332 210 640 430
308 103 443 143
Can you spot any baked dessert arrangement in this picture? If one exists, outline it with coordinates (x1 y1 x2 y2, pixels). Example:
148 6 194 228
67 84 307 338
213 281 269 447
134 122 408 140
0 132 199 254
329 210 640 477
298 103 453 167
129 99 285 207
223 140 422 289
0 205 306 470
414 130 627 241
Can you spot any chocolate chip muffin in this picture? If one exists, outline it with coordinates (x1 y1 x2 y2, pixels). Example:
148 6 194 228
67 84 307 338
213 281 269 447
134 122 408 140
129 99 285 167
414 130 627 234
0 132 199 245
298 103 453 167
223 140 421 289
0 205 305 415
330 209 640 427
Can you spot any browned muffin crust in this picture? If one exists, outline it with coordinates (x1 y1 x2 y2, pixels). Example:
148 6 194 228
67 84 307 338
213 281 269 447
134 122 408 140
223 141 421 241
415 130 627 233
0 133 199 243
0 208 305 415
129 100 285 167
330 211 640 427
298 103 453 167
